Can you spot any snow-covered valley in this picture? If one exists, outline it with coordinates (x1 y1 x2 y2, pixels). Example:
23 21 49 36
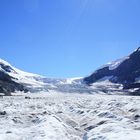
0 92 140 140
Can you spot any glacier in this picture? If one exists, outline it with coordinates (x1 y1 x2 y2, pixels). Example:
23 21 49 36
0 92 139 140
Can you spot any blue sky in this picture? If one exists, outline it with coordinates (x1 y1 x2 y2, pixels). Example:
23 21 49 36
0 0 140 78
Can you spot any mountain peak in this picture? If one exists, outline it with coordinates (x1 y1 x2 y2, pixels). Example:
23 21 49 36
134 47 140 52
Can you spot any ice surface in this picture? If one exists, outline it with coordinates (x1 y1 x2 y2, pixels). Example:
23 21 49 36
0 92 139 140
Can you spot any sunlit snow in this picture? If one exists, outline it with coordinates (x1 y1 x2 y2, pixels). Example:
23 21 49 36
0 92 139 140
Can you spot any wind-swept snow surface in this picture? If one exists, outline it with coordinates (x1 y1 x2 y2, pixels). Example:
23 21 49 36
0 92 140 140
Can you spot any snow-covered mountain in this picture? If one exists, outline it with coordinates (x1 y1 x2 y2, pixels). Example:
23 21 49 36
0 58 49 94
84 47 140 94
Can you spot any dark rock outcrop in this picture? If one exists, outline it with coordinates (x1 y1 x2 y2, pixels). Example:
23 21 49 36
0 71 28 96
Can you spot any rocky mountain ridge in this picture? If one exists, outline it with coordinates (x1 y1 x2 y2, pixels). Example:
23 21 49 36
84 47 140 92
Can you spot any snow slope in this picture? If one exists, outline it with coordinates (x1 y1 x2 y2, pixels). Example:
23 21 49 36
0 92 140 140
100 56 129 70
0 59 45 87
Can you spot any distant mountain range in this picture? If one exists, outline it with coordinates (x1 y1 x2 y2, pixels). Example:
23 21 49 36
1 47 140 95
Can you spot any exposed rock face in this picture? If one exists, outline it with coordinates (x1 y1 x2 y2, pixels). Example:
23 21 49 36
0 71 28 95
84 47 140 89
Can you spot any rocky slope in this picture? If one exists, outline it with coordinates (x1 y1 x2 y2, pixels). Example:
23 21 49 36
84 47 140 93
